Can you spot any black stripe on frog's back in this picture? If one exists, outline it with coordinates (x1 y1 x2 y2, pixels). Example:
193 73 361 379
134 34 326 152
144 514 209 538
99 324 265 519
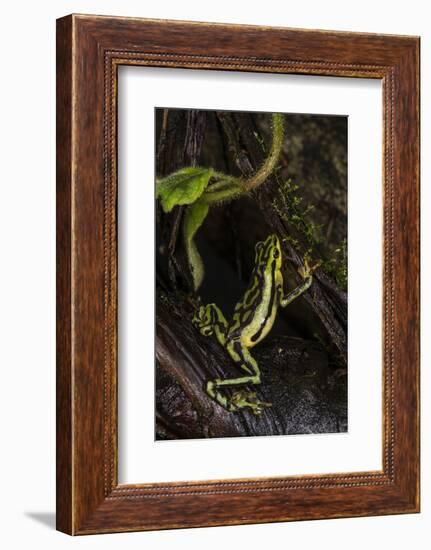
261 239 273 264
250 258 277 344
229 272 264 334
242 238 272 302
228 239 272 338
232 257 265 313
229 286 263 339
242 271 264 308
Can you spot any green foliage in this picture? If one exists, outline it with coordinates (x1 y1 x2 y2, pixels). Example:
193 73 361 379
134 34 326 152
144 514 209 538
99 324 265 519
272 178 322 251
272 178 347 291
182 202 209 290
324 239 347 291
156 113 286 291
183 202 209 242
156 167 214 213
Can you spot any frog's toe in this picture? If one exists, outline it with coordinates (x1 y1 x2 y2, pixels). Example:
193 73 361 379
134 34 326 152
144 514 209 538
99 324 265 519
200 324 214 336
252 401 272 415
206 380 216 398
230 390 271 415
298 263 310 279
298 258 321 279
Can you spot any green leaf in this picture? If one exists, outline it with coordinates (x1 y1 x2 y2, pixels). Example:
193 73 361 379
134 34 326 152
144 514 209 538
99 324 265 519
183 202 209 290
156 167 213 212
183 201 209 245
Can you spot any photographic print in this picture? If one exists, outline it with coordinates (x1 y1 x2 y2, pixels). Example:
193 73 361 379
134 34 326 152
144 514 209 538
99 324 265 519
56 16 420 532
155 108 347 441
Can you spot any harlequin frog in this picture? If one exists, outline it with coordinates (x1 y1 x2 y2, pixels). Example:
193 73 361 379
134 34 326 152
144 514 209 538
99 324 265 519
193 234 319 414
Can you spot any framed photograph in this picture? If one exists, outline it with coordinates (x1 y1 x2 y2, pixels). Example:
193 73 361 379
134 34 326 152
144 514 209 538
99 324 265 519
56 14 420 534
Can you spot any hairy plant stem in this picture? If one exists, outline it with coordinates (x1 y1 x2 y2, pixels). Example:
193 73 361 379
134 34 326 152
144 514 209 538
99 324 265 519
181 112 285 290
200 113 285 205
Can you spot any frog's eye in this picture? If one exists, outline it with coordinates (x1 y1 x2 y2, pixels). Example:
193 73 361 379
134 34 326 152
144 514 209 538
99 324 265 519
273 248 280 259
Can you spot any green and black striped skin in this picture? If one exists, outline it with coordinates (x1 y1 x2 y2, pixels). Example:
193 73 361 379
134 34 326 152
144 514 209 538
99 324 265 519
192 234 314 413
227 234 283 348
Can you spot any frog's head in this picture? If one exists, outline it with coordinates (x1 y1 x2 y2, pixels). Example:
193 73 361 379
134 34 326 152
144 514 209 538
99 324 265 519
255 234 282 272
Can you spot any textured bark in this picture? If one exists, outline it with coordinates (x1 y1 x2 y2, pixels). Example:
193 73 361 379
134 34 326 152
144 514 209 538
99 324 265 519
156 292 346 439
217 111 347 364
156 109 208 288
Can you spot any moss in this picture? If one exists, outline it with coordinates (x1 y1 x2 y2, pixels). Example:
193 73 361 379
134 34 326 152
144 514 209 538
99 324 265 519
272 178 322 252
271 177 347 292
323 238 348 291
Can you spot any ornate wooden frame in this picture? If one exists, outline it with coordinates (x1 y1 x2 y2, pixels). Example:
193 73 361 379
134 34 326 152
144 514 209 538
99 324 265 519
56 14 420 534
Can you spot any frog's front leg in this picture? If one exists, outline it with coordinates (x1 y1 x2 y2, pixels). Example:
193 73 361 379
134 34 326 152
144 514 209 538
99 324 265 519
279 257 320 308
207 340 271 415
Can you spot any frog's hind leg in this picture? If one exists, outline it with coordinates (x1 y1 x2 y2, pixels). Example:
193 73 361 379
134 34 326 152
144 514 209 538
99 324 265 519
206 340 271 415
193 303 228 346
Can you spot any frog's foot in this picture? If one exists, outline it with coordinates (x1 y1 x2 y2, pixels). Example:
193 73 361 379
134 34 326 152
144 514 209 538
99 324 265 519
193 305 215 336
230 389 272 416
206 383 270 415
298 256 322 280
